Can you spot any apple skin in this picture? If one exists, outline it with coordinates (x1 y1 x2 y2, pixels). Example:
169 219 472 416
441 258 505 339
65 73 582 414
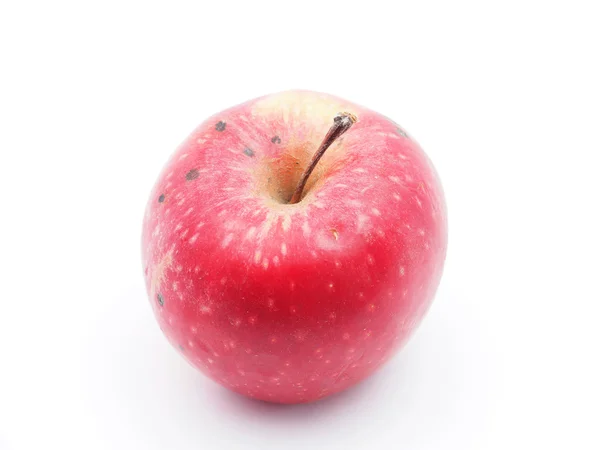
141 90 447 403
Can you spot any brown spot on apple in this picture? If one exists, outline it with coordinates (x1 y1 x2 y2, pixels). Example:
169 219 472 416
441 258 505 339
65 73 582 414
186 169 200 181
215 121 226 132
271 135 281 144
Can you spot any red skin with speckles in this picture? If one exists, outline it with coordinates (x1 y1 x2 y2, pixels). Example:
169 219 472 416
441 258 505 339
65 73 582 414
142 91 447 403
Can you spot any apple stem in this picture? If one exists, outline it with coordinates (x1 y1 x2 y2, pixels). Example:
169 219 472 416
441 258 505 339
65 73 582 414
288 112 357 204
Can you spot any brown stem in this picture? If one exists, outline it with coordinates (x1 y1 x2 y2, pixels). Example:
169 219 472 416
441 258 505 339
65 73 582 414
288 112 357 204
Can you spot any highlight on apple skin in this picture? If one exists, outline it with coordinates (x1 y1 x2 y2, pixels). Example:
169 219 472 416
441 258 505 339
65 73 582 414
141 90 447 404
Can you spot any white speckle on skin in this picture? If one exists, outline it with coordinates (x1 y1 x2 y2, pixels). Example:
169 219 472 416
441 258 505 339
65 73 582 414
281 243 287 256
262 258 269 269
175 223 183 231
290 281 295 291
289 305 297 314
196 222 205 229
328 282 335 291
222 233 234 248
177 198 185 206
248 316 257 325
399 266 405 276
222 187 235 191
184 207 194 216
191 326 198 334
189 233 200 244
269 337 277 344
352 168 366 173
329 312 337 320
415 197 423 208
267 298 275 309
360 186 372 194
357 214 369 232
367 254 375 265
302 221 311 238
368 303 376 312
238 369 246 376
344 199 363 208
334 183 348 188
176 265 183 272
342 332 350 340
282 215 292 232
311 251 318 258
194 266 200 273
335 260 342 269
245 226 257 240
273 255 280 266
166 171 174 179
393 193 401 201
220 277 227 285
388 175 401 184
398 153 407 160
313 201 324 209
371 208 381 216
425 242 430 250
200 305 212 315
418 228 425 236
180 229 189 239
188 340 194 348
172 281 178 291
254 249 262 264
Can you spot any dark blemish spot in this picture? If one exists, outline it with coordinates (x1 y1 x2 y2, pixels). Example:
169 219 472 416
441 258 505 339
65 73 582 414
243 147 255 157
186 169 199 181
215 121 226 132
158 194 165 203
157 293 164 306
397 127 408 138
178 344 184 352
271 135 281 144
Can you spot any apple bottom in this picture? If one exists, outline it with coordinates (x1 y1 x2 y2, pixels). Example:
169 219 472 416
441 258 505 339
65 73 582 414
160 298 430 404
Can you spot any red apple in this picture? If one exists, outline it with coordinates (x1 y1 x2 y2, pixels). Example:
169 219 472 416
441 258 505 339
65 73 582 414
141 90 447 403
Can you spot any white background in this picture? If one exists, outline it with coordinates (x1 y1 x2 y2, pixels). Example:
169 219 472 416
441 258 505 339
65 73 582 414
1 1 599 449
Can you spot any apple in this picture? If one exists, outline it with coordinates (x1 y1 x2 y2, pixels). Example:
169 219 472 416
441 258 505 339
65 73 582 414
141 90 447 403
